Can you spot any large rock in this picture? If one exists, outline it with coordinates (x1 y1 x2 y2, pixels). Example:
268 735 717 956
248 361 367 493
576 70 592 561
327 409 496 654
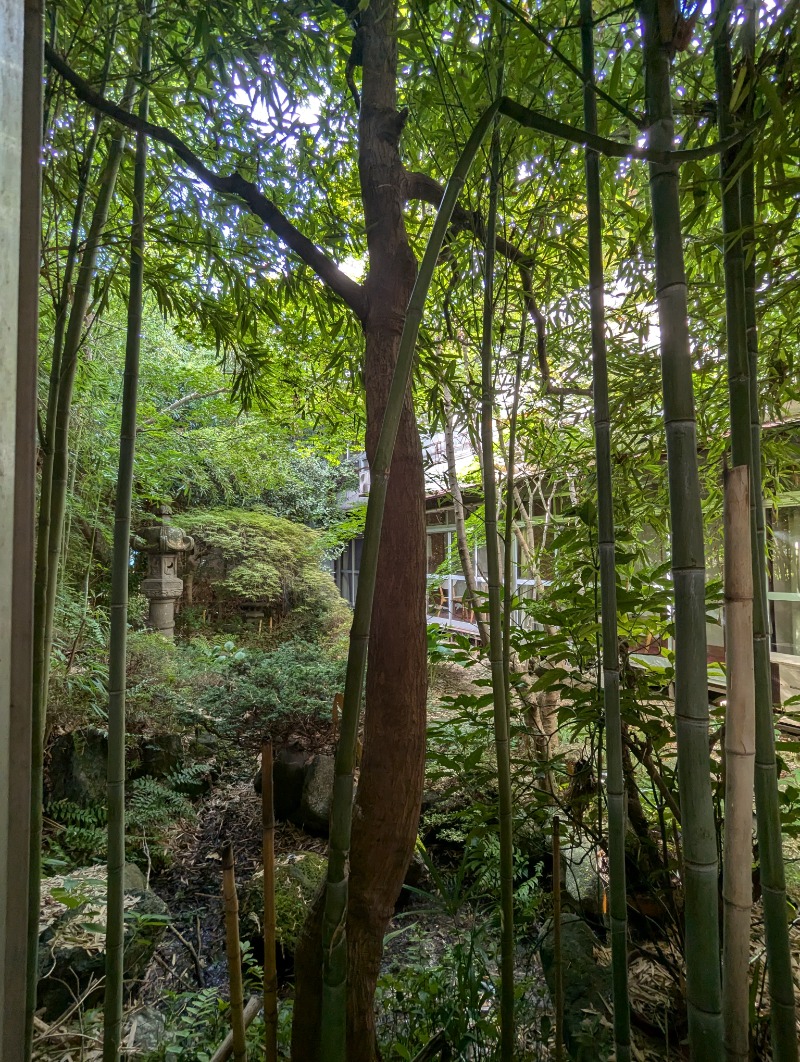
241 851 327 968
562 842 605 919
139 733 183 778
123 1006 166 1053
38 863 169 1020
296 754 335 834
539 914 614 1061
253 743 308 820
48 729 109 805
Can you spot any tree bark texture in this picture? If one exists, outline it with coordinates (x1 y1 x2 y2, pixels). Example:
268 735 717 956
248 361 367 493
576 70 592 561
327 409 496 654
291 2 427 1058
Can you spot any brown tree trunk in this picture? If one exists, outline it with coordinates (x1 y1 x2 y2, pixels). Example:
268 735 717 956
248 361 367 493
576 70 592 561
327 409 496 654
291 2 427 1059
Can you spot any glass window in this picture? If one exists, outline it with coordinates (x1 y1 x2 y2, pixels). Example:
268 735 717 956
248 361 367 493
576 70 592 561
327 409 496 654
771 505 800 658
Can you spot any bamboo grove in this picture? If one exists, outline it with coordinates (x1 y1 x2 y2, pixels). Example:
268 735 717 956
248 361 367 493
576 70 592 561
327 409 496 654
4 0 800 1059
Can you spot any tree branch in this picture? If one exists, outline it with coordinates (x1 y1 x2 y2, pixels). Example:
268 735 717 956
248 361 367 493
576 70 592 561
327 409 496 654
494 0 646 131
405 171 591 398
498 95 768 165
45 44 369 321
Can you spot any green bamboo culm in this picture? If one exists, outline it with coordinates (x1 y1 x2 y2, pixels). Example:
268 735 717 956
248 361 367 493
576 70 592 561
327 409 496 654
319 100 502 1062
738 2 799 1055
637 2 723 1056
580 1 631 1057
478 27 515 1059
502 316 526 696
712 13 755 1056
102 7 152 1059
26 79 135 1054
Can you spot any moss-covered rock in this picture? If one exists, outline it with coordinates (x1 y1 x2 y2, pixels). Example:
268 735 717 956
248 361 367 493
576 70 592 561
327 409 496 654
241 851 326 963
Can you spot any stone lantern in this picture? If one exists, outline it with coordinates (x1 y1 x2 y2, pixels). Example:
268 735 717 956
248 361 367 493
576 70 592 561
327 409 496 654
138 518 194 639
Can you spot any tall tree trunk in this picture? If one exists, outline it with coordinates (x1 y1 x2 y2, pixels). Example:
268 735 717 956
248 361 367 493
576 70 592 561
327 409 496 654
580 1 631 1055
637 2 723 1055
103 11 150 1059
293 8 501 1059
739 4 798 1055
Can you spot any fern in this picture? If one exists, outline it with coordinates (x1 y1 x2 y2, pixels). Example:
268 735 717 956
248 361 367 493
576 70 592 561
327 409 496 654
128 776 194 832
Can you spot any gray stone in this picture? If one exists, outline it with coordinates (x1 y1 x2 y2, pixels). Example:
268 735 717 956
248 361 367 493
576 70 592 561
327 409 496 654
38 863 169 1020
140 733 183 778
539 914 614 1061
254 743 307 820
123 1006 166 1052
562 843 605 919
296 754 335 834
47 729 109 806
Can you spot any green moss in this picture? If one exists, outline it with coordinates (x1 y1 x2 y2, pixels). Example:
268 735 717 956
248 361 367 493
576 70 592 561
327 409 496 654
180 507 349 638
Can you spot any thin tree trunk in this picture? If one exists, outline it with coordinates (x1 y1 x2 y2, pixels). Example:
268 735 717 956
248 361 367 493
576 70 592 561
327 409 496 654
479 42 515 1056
443 387 489 645
103 16 150 1056
739 4 798 1055
637 2 723 1055
722 465 755 1062
580 1 630 1054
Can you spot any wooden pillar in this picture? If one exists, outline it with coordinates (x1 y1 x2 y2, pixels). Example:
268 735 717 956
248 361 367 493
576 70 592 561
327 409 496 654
0 0 41 1055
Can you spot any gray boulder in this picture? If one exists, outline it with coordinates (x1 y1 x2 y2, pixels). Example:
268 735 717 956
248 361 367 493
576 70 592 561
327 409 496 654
48 729 109 805
123 1006 166 1053
296 754 335 834
562 842 605 919
139 733 183 778
254 743 308 820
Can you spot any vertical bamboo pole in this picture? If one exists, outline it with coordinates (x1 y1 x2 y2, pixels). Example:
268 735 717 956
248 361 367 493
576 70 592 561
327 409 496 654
580 3 631 1057
319 100 501 1062
222 842 247 1062
478 19 515 1058
739 4 798 1055
102 10 151 1058
722 465 755 1061
552 816 564 1062
637 2 723 1055
28 80 135 1045
261 739 278 1062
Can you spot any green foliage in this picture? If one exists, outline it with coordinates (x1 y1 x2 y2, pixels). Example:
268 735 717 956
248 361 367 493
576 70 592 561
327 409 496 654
377 926 506 1060
193 638 346 739
45 799 108 867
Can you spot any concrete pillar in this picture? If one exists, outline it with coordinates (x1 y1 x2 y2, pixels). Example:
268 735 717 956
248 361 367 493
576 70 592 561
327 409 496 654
1 0 41 1055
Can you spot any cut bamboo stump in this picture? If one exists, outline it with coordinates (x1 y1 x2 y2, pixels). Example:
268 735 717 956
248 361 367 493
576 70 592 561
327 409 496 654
221 841 247 1062
262 738 278 1062
209 996 261 1062
722 465 755 1062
